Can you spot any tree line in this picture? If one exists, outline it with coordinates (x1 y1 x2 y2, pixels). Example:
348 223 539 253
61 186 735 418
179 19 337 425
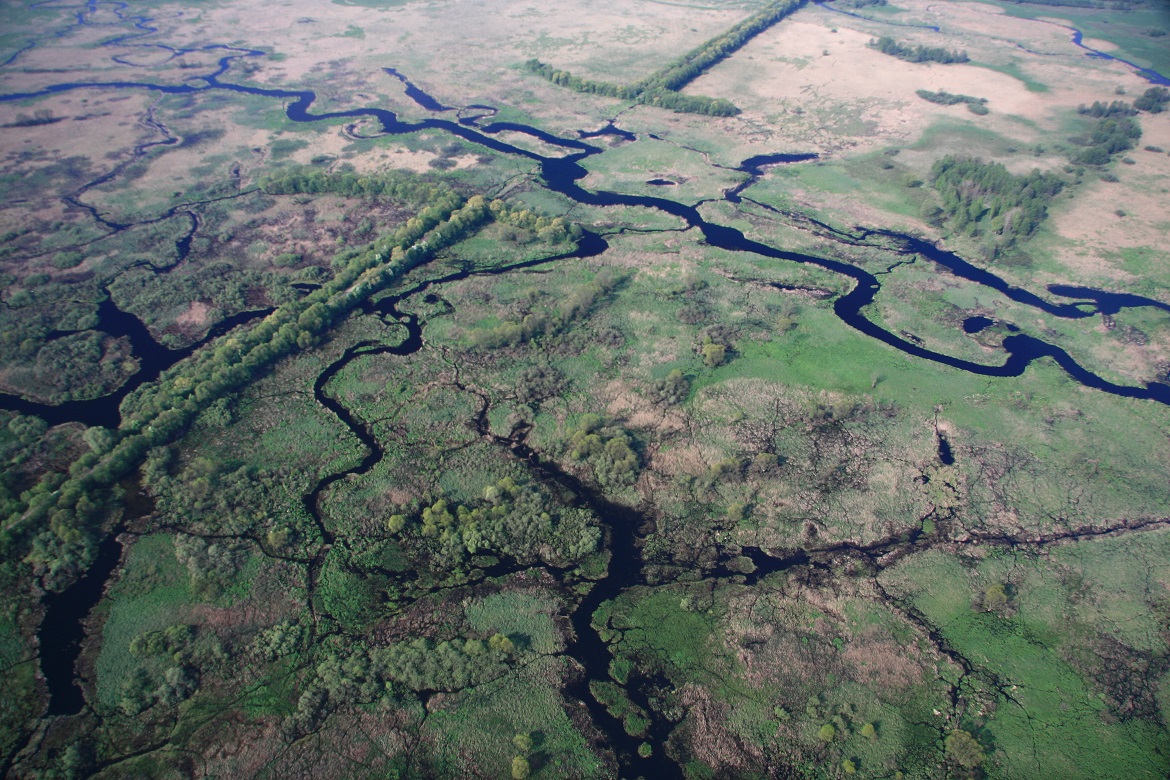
6 185 583 591
928 156 1064 248
916 89 989 114
523 0 805 116
870 36 969 64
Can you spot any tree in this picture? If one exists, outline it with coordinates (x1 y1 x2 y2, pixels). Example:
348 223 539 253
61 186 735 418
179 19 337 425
983 582 1008 613
513 733 534 754
945 729 985 769
861 722 876 740
512 756 530 780
701 342 726 367
818 723 836 742
489 633 515 654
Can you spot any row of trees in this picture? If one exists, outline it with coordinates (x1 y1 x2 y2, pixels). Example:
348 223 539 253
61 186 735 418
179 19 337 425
1077 99 1136 118
1078 89 1167 119
523 0 805 116
871 36 969 64
522 61 741 117
929 156 1064 244
260 168 457 209
916 89 989 115
637 0 805 93
6 192 502 589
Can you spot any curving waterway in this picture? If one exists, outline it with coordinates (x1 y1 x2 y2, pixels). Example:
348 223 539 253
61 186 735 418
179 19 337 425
7 0 1170 772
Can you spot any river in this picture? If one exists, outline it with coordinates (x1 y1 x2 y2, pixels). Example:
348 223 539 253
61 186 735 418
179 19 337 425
6 0 1170 773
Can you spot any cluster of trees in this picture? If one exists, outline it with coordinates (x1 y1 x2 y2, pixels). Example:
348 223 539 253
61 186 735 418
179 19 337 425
1134 86 1169 113
524 0 804 115
260 168 458 210
118 623 210 716
282 638 517 737
376 635 514 691
1077 100 1136 118
7 109 59 127
928 156 1064 246
566 415 640 488
471 268 621 349
916 89 989 115
697 324 735 368
870 36 969 64
488 198 580 245
651 369 690 406
4 193 498 591
1068 115 1142 165
837 0 886 7
387 477 601 567
118 663 199 716
1068 89 1165 165
172 532 248 598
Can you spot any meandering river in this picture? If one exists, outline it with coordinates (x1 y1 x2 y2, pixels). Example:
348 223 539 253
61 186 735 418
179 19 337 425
5 0 1170 773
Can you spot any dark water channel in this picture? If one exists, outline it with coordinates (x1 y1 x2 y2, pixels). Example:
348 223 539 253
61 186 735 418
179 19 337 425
9 2 1170 770
39 531 124 716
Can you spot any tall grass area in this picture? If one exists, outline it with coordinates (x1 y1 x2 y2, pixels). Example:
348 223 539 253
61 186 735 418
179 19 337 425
882 532 1170 779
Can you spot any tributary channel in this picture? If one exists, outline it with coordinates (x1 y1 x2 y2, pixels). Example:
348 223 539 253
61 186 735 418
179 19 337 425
6 1 1170 774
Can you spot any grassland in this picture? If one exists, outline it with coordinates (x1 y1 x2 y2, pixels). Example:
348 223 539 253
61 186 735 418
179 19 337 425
1 0 1169 777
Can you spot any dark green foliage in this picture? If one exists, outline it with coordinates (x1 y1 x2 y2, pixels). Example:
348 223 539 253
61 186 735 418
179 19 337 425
388 476 601 567
916 90 989 114
1133 86 1169 113
317 549 391 631
929 156 1064 252
870 36 968 64
1077 100 1136 118
50 251 84 270
566 415 640 488
6 194 500 591
1068 116 1142 165
7 109 57 127
944 729 985 768
515 365 566 405
651 369 690 406
261 167 458 210
589 680 651 736
523 0 804 115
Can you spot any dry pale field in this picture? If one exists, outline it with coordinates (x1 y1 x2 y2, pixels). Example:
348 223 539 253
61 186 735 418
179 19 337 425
3 0 1167 293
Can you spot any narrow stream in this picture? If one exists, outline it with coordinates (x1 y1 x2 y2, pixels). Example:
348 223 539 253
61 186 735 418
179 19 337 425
8 1 1170 771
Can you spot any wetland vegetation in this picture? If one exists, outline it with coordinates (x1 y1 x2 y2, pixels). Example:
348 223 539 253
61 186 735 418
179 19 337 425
1 0 1169 778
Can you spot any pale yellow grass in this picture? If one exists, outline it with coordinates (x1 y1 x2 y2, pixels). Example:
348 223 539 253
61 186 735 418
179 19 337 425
1048 113 1170 291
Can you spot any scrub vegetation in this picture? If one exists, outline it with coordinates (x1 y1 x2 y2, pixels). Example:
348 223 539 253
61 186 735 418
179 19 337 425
1 0 1169 777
